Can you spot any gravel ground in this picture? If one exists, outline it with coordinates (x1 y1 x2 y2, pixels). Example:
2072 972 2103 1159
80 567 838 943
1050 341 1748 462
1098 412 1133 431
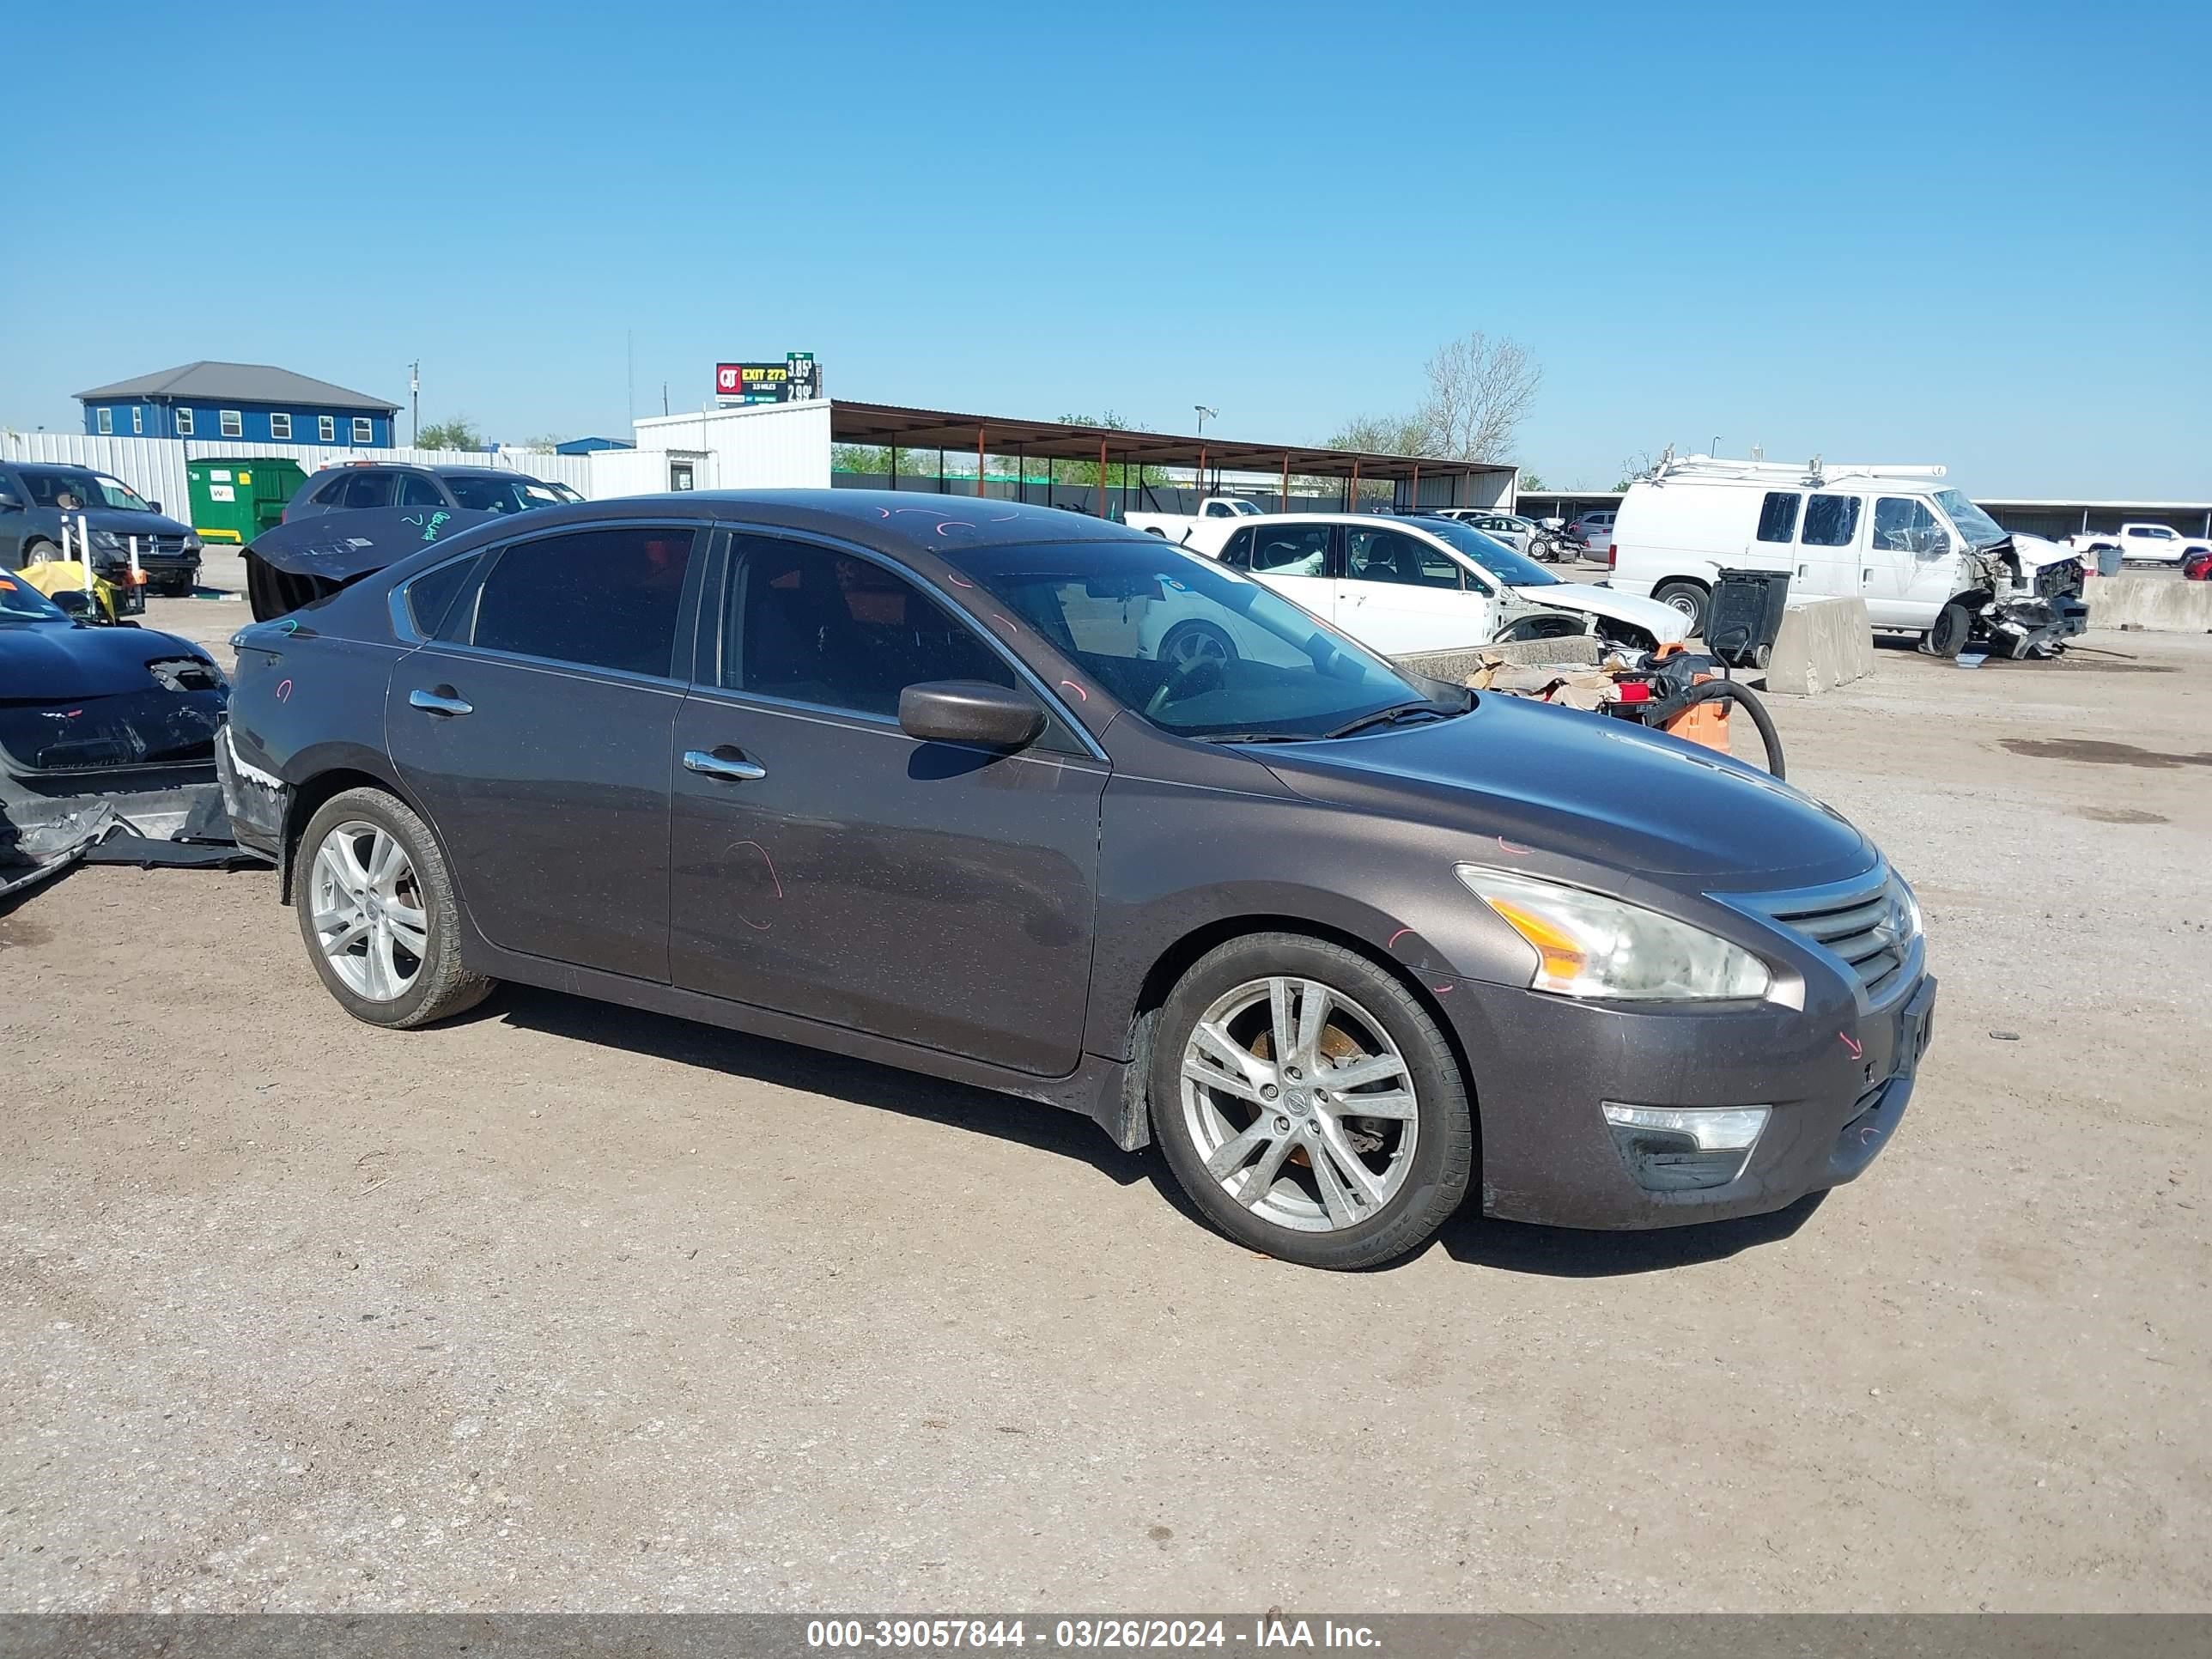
3 562 2207 1613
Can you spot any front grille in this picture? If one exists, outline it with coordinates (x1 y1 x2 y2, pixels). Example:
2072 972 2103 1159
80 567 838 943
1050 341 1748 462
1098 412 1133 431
1764 877 1913 1002
112 532 190 557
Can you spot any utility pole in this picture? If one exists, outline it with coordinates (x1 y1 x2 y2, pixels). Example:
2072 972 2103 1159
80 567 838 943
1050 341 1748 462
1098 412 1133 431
1194 404 1217 435
1711 434 1722 458
409 361 420 447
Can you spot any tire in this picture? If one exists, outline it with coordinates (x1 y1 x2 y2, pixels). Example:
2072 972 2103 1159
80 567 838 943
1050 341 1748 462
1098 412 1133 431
1149 933 1475 1270
21 539 62 567
163 574 197 597
1653 580 1709 636
1924 601 1972 659
1158 618 1238 673
295 787 495 1030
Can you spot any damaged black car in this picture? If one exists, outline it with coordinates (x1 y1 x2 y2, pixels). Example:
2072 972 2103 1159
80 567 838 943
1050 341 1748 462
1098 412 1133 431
0 571 231 896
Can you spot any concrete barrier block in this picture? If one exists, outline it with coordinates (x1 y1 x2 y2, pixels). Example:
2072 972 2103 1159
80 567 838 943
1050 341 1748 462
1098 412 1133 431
1394 635 1602 684
1765 597 1875 696
2081 574 2212 634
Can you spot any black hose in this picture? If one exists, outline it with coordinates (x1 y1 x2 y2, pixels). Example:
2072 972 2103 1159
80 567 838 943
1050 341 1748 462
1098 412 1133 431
1649 678 1786 779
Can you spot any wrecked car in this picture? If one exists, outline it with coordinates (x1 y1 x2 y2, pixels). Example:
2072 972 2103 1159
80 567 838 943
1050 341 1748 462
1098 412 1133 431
222 491 1934 1272
1608 454 2088 659
0 571 230 896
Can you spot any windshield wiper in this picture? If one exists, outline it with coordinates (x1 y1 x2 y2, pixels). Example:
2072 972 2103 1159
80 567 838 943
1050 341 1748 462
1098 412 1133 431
1198 731 1320 744
1323 701 1451 740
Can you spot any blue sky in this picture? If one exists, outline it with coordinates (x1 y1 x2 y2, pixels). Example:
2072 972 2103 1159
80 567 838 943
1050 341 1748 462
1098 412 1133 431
4 2 2205 495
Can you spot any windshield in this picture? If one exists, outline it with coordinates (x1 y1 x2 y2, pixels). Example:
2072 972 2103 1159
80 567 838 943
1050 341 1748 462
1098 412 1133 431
444 476 575 514
15 468 146 512
0 571 68 622
93 473 154 511
1415 516 1562 586
1933 489 2008 550
953 541 1439 740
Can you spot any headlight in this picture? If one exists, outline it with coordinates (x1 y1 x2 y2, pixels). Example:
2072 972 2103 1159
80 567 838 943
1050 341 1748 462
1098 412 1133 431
1899 878 1923 940
1456 866 1771 1001
91 529 124 551
182 533 204 552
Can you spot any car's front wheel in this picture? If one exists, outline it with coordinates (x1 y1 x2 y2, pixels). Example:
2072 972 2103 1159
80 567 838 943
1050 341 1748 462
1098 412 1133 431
296 787 495 1029
1150 933 1474 1269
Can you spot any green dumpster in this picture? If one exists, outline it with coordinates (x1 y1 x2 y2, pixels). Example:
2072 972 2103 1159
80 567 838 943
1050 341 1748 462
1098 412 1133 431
186 458 307 545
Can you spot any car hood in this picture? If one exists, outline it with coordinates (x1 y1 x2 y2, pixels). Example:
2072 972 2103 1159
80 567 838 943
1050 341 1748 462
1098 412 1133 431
2001 532 2081 571
1252 691 1874 884
0 619 217 700
1510 580 1689 643
74 507 194 538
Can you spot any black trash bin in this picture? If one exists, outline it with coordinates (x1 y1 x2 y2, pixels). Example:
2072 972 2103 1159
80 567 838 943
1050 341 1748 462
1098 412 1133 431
1705 568 1792 669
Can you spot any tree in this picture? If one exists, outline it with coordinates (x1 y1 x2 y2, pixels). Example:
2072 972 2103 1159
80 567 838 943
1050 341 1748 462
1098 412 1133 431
1327 413 1431 456
416 416 483 451
1517 469 1548 492
1416 331 1541 462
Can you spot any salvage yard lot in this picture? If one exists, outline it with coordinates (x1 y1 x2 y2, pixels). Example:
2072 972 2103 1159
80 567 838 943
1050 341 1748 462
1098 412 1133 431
3 570 2208 1611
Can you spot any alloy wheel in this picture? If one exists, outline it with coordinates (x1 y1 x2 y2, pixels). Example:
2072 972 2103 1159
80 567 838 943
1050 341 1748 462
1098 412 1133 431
308 820 429 1002
1179 976 1420 1232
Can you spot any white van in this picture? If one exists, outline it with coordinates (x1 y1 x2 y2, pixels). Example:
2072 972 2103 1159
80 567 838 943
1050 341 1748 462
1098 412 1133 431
1608 456 2088 658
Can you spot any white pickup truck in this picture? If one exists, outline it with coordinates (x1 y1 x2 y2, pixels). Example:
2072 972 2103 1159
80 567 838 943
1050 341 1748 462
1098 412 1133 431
1124 495 1266 542
2069 522 2203 566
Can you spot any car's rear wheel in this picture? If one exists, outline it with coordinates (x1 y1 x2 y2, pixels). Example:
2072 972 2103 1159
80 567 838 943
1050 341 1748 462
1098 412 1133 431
296 787 494 1029
1653 580 1708 635
1150 933 1474 1269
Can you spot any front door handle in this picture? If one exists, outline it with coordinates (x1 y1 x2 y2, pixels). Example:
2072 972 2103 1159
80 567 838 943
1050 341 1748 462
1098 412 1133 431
408 687 472 717
684 748 767 782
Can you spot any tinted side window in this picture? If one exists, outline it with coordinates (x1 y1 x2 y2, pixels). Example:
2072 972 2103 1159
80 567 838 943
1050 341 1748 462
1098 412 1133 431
404 556 478 637
1756 491 1801 543
1802 495 1861 547
1219 526 1255 568
1346 527 1461 588
726 537 1013 717
398 473 447 508
1248 526 1332 575
464 526 696 676
312 474 349 504
340 471 395 510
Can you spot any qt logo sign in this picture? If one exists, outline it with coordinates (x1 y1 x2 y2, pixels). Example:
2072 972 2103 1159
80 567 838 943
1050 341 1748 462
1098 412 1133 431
715 364 743 395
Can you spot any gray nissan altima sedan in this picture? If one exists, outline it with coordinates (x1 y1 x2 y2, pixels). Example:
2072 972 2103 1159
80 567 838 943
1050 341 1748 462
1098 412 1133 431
217 491 1935 1269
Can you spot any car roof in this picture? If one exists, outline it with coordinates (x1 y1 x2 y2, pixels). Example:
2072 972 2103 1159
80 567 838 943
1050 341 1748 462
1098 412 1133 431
368 489 1150 574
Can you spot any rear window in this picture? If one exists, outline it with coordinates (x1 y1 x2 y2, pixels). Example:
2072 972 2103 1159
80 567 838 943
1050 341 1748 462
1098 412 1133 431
1756 491 1802 543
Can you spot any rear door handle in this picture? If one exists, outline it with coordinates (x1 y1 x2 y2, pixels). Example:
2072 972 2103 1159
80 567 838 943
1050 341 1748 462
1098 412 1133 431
684 748 767 782
408 687 472 717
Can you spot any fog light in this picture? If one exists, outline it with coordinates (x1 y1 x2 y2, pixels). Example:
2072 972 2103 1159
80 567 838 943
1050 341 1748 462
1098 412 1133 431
1601 1103 1771 1192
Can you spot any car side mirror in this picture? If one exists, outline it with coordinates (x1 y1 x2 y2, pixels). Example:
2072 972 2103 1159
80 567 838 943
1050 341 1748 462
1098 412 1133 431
146 500 162 514
52 590 93 618
898 680 1045 749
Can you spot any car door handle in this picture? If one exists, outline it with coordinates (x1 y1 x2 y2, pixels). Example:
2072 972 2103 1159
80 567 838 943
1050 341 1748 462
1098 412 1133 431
408 687 472 717
684 748 767 782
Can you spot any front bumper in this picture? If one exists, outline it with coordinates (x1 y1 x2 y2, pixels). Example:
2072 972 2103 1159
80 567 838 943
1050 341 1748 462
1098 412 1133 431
1437 970 1936 1229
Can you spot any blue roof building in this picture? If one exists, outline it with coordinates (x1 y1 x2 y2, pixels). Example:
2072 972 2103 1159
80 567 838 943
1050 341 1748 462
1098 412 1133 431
76 361 399 447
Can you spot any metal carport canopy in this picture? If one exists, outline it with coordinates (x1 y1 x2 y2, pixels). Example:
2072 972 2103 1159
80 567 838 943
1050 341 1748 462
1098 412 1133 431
828 399 1514 498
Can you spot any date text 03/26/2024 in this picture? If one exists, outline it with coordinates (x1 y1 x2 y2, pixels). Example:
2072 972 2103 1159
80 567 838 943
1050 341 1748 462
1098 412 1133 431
805 1620 1382 1650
